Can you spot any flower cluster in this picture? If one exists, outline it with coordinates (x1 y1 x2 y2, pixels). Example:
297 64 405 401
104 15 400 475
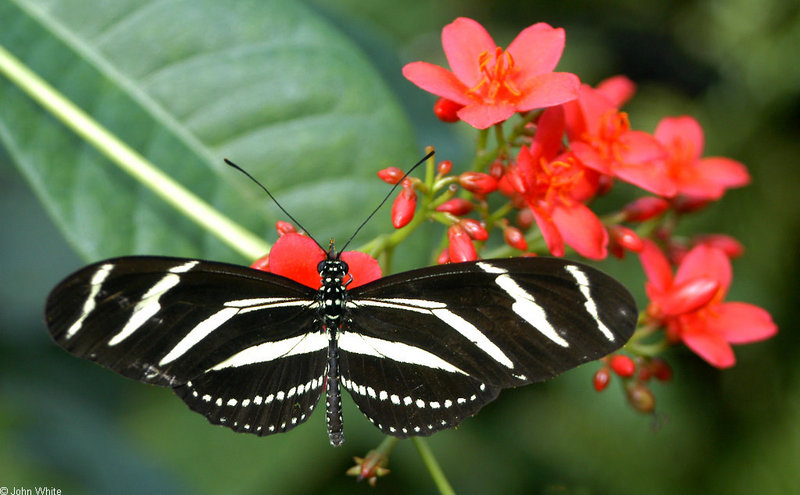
396 17 776 408
254 17 776 420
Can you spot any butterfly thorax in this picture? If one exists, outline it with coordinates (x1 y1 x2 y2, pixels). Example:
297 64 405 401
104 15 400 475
317 259 350 323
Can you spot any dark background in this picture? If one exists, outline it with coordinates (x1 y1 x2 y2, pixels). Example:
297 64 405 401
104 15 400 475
2 1 798 493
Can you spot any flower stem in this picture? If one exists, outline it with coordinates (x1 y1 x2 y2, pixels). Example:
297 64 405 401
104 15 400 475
411 437 456 495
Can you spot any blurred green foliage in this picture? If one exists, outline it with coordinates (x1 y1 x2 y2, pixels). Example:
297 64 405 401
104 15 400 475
1 0 798 493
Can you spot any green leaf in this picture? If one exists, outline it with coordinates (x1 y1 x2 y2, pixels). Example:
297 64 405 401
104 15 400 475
0 0 417 264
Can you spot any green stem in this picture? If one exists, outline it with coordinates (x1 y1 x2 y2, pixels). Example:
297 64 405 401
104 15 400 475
411 438 456 495
0 43 269 260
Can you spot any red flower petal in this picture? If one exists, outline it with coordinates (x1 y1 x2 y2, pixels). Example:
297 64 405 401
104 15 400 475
340 251 382 289
250 254 270 272
402 62 472 104
441 17 496 86
268 234 325 289
673 245 731 295
596 75 636 107
680 320 736 368
658 277 720 316
532 106 567 160
507 23 566 75
515 72 580 111
706 302 778 344
639 240 673 293
655 116 704 162
613 160 676 197
551 202 608 260
569 142 612 175
698 157 750 188
531 208 565 257
457 102 517 129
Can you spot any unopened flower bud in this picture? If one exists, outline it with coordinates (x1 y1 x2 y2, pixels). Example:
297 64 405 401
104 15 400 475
433 97 464 123
459 172 498 195
435 198 473 216
391 185 417 228
447 224 477 262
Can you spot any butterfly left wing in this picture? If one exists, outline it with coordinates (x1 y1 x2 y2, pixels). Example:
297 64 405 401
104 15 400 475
45 256 328 436
340 257 637 438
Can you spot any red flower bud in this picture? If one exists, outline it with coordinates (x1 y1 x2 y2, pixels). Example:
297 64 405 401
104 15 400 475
672 195 710 213
460 218 488 241
391 185 417 229
250 254 270 272
378 166 405 184
436 248 450 265
637 362 653 382
488 160 505 180
610 225 644 258
459 172 498 195
433 97 464 123
693 234 744 258
435 198 474 216
516 207 534 230
622 196 670 222
447 225 477 262
610 354 636 377
275 221 297 236
504 226 528 251
593 367 611 392
650 358 673 382
437 160 453 176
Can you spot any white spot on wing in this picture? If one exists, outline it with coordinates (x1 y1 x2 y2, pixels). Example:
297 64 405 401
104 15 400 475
565 265 615 341
159 307 239 365
431 308 515 368
338 332 466 374
109 271 182 346
209 332 328 371
65 263 113 339
479 263 569 347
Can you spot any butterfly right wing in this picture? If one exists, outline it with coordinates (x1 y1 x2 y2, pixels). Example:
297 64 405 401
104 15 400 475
45 256 328 435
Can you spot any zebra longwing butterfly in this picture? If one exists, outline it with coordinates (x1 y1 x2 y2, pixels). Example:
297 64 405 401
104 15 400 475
45 153 637 446
45 247 636 446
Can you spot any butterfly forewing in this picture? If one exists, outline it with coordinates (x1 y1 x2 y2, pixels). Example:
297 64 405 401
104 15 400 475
341 257 637 435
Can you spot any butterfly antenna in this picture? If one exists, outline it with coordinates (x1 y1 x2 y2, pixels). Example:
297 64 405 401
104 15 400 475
224 158 327 254
339 150 435 253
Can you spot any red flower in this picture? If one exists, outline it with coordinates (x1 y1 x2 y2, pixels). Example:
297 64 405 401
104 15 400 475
501 106 608 259
253 233 381 289
402 18 580 129
565 84 676 196
639 240 777 368
654 116 750 200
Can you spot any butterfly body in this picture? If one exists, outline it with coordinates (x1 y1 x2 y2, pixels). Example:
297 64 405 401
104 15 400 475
46 253 637 446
